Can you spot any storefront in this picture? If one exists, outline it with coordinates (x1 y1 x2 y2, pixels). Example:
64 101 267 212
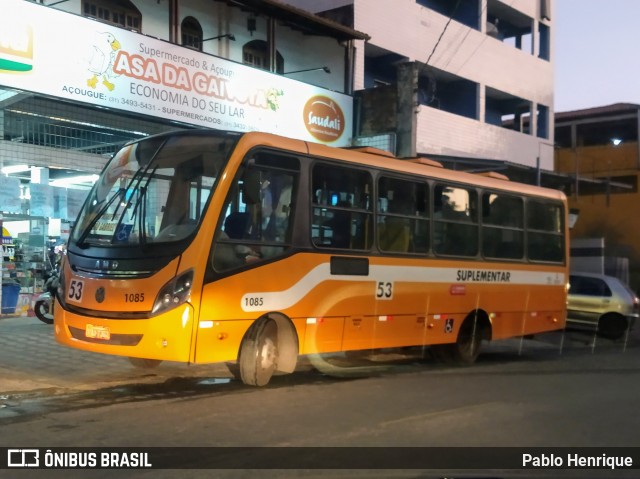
0 0 356 314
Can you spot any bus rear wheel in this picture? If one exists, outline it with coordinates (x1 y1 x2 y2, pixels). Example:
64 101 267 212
239 319 279 386
432 315 484 365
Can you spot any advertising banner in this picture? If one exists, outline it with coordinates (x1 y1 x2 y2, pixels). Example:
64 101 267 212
0 0 352 145
0 176 22 214
29 183 54 218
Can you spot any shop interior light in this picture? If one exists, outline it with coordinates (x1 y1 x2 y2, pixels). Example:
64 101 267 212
49 174 99 187
2 165 31 175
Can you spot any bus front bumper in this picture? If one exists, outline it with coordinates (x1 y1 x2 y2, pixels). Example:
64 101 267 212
54 303 195 363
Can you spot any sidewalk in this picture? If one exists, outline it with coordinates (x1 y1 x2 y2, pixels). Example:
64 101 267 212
0 315 230 396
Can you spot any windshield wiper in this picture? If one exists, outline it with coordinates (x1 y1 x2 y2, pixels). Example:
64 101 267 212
111 163 158 246
76 188 124 248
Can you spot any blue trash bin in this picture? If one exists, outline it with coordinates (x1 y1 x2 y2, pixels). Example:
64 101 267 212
1 283 21 314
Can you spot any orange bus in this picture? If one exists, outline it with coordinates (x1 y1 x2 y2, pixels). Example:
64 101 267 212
54 130 568 386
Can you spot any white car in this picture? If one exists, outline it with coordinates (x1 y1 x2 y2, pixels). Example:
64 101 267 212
567 272 639 339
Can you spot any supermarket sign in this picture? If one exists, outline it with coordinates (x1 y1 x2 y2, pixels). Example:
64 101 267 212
0 0 352 145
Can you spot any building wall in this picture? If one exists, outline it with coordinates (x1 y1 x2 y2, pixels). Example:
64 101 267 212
351 0 554 168
351 0 552 99
555 141 640 254
417 106 553 167
286 0 555 168
555 107 640 288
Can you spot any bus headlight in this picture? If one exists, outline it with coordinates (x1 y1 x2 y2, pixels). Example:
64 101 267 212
152 269 194 315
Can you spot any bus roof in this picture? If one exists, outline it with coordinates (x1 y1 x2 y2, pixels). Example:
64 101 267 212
234 131 567 202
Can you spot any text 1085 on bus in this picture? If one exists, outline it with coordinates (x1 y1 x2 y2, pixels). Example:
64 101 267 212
54 130 568 386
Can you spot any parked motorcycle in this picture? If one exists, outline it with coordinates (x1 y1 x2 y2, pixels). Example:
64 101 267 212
34 247 62 325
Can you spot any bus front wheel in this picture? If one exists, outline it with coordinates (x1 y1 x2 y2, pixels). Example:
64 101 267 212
239 318 279 386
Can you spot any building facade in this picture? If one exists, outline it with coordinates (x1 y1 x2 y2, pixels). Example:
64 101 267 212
555 103 640 287
0 0 365 310
285 0 554 172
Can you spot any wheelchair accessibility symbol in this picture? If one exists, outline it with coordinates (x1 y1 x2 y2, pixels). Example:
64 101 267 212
444 318 454 334
114 224 133 243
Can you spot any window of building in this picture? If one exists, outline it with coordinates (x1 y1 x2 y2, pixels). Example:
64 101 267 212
377 176 429 253
575 118 638 147
486 0 533 55
83 0 141 32
485 87 531 133
181 16 203 50
577 175 638 196
537 104 549 139
538 23 550 60
417 0 480 30
419 72 479 120
363 44 406 89
243 40 284 74
311 164 373 250
555 125 572 148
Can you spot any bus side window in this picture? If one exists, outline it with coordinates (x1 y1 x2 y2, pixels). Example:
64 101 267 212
311 163 373 250
527 200 564 263
433 184 478 256
211 154 299 272
377 177 429 254
481 192 524 260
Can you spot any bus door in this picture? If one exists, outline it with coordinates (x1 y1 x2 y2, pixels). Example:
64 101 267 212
194 152 301 363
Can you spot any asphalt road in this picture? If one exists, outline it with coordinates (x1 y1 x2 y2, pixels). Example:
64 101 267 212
1 316 639 479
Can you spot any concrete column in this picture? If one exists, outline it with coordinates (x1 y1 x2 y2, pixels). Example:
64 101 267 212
478 84 486 124
531 101 538 138
396 62 418 158
31 167 49 185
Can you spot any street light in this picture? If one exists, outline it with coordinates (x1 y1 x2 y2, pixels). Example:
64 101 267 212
199 33 236 43
284 66 331 75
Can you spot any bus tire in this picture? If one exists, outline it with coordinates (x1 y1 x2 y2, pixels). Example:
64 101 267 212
432 312 488 365
128 357 162 368
239 318 279 386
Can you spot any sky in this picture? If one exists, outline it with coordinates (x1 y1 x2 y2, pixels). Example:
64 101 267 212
554 0 640 112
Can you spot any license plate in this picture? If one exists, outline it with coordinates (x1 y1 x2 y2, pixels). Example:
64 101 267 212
86 324 111 340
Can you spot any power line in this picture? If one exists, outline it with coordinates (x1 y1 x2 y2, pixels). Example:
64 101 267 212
425 0 462 66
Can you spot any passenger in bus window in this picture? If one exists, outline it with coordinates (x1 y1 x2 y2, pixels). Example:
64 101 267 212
212 211 261 271
326 201 352 248
379 188 413 253
260 179 292 259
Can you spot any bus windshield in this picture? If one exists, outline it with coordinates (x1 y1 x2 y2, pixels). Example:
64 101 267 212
72 132 237 246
